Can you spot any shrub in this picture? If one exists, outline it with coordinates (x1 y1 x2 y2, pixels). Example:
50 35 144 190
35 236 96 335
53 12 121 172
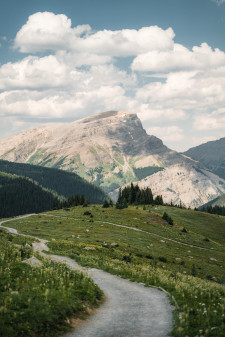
83 211 92 216
122 255 132 263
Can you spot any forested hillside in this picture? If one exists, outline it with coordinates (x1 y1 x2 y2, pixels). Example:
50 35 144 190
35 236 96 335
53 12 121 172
0 172 62 218
0 160 105 204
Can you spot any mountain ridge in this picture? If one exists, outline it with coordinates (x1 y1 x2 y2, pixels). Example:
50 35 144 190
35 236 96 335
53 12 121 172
183 137 225 180
0 110 225 208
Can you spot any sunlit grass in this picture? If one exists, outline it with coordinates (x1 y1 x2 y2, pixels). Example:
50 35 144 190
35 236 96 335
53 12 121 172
2 204 225 336
0 229 102 337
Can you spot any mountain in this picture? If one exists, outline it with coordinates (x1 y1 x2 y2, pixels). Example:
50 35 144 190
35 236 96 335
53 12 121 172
136 163 225 208
0 111 181 193
0 171 61 218
183 137 225 180
199 193 225 209
0 110 225 208
0 160 105 204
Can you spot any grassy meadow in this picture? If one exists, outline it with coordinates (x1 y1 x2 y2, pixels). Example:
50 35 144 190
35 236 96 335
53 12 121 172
0 228 102 337
1 204 225 336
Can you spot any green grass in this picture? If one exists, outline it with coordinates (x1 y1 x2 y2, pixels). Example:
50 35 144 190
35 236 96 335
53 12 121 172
0 228 103 337
1 205 225 336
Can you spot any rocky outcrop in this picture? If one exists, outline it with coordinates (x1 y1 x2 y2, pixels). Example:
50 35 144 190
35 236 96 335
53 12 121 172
137 163 225 208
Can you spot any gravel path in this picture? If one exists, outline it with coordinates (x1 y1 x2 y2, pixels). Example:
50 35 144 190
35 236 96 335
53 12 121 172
0 215 174 337
66 268 174 337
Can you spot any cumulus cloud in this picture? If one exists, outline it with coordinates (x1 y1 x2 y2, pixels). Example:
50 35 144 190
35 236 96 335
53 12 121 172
0 11 225 151
14 12 87 53
132 43 225 73
194 108 225 131
0 55 71 90
147 126 184 142
137 106 186 122
14 12 174 57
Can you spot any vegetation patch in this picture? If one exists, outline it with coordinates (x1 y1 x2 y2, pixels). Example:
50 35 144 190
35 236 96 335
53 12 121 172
133 166 163 180
0 229 103 337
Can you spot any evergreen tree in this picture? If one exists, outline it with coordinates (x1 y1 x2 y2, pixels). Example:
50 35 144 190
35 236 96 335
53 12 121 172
154 195 163 205
102 199 110 208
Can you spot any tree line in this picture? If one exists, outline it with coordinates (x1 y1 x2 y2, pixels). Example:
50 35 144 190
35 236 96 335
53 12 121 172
200 205 225 216
115 183 163 209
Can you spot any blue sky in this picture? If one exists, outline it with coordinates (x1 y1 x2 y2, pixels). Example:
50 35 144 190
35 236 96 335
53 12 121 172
1 0 225 150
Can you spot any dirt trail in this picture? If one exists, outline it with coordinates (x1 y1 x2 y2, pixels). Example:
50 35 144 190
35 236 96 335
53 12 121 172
0 215 174 337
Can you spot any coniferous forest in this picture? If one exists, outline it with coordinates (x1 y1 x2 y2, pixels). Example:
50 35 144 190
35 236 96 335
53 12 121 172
0 160 106 218
200 205 225 216
0 160 105 201
116 183 163 209
0 172 61 218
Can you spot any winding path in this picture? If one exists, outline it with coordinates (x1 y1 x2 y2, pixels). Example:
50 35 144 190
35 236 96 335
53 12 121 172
0 215 174 337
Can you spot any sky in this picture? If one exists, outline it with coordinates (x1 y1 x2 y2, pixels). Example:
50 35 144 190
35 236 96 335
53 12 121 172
1 0 225 151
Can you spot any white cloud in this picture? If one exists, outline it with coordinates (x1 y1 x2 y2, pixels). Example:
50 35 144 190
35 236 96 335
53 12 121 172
0 55 70 90
0 55 136 92
137 106 186 122
147 126 184 142
14 12 86 53
211 0 225 6
0 11 225 152
14 12 174 57
193 108 225 131
132 43 225 73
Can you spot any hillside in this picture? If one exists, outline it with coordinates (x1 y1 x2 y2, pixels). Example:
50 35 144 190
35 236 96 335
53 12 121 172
183 137 225 180
0 110 225 207
0 171 61 217
3 205 225 337
0 159 105 203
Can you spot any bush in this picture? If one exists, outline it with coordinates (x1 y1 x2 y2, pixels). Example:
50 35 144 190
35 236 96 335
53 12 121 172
83 211 92 216
122 255 132 263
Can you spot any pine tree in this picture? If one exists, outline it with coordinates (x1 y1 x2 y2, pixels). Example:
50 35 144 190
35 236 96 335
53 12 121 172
102 199 110 208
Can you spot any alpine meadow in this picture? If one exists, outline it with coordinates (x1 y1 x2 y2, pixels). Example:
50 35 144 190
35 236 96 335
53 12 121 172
0 1 225 337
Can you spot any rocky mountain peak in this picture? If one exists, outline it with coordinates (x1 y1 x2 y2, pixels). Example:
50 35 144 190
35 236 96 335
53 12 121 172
0 110 225 208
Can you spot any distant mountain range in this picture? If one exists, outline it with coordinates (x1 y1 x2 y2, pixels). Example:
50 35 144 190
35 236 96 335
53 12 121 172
183 137 225 181
199 193 225 209
0 110 224 208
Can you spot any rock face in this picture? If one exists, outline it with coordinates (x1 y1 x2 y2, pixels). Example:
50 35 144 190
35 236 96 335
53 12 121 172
137 163 225 208
0 110 225 207
183 138 225 180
